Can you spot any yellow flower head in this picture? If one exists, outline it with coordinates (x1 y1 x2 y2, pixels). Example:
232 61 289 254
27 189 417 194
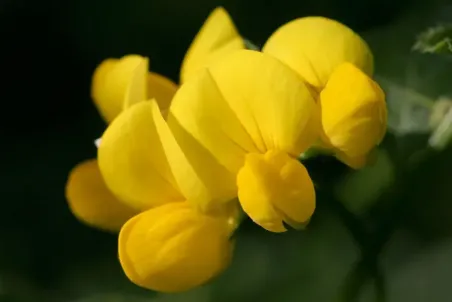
263 16 373 90
180 7 245 84
119 202 234 293
259 15 386 168
67 7 245 233
98 100 238 291
66 55 177 232
168 49 320 232
319 62 387 168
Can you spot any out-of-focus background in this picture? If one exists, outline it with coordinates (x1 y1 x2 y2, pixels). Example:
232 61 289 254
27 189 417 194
2 0 452 301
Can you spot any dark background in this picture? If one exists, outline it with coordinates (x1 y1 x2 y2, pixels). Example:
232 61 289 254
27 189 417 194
2 0 452 301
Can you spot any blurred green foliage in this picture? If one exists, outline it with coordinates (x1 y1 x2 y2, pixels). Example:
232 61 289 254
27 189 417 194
3 0 452 301
413 24 452 54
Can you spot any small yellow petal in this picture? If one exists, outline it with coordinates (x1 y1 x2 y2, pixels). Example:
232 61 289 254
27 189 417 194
180 7 245 83
167 70 249 211
263 17 373 90
91 58 118 110
65 159 137 232
320 62 387 169
91 55 149 123
208 49 320 155
237 150 315 233
170 70 256 174
147 72 178 115
119 203 234 293
98 100 184 210
122 59 148 110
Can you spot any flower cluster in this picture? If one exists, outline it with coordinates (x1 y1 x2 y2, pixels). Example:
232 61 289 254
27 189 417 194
65 7 386 293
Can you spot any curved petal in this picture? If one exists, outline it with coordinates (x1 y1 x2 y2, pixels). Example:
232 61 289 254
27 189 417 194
263 17 373 90
208 50 320 156
320 63 387 168
147 72 178 114
170 70 257 173
91 58 118 116
119 202 234 293
122 59 148 110
65 159 138 232
180 7 245 83
167 70 247 210
237 151 315 233
92 55 149 123
98 100 184 210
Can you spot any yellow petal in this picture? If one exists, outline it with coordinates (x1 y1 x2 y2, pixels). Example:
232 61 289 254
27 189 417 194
167 70 251 211
98 100 184 210
122 59 148 110
91 55 149 123
147 72 178 115
65 159 137 232
170 69 257 173
180 7 245 83
119 202 234 293
208 50 320 156
263 17 373 90
91 58 118 113
320 63 387 169
237 151 315 233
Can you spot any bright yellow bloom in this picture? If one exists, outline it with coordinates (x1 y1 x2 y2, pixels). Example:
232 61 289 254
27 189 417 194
260 15 385 168
68 12 247 290
119 202 233 293
200 10 385 168
180 7 245 84
98 100 238 291
319 63 387 168
263 16 373 90
65 55 177 231
168 50 319 232
67 7 244 233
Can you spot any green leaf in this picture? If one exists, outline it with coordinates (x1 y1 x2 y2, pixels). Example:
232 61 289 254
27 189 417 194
413 24 452 54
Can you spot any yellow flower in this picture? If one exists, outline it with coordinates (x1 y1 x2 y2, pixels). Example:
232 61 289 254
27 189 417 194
98 100 238 292
319 63 387 168
262 16 373 91
168 50 319 232
215 12 383 168
65 55 177 232
68 11 246 289
260 17 386 168
180 7 245 84
66 7 244 232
